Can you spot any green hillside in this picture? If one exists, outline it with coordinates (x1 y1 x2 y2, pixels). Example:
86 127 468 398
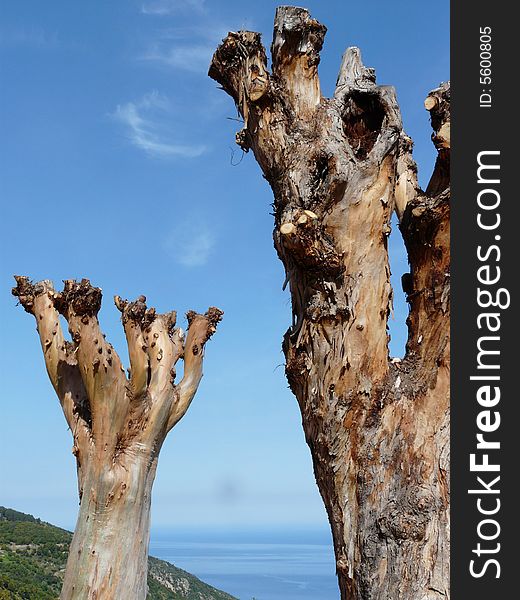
0 506 236 600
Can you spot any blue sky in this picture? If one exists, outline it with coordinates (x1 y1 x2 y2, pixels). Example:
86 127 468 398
0 0 449 531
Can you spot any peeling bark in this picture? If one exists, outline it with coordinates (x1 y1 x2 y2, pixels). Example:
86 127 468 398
210 7 449 600
12 276 222 600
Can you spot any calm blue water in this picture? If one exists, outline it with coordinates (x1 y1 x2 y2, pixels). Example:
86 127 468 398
150 528 338 600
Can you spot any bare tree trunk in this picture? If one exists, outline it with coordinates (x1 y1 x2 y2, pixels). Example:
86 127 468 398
209 7 449 600
61 456 156 599
12 277 222 600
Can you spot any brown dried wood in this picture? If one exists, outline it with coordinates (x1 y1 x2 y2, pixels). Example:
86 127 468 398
210 7 450 599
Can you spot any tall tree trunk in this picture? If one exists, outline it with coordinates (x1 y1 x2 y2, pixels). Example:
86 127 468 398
12 277 222 600
209 7 450 600
61 455 157 599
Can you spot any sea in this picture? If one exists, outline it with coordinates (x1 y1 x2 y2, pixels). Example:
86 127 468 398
149 527 339 600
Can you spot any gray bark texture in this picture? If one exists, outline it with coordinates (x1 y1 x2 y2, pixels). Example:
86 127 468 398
209 7 450 600
12 277 222 599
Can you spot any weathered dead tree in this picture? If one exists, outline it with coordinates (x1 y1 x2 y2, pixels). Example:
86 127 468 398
12 276 222 600
210 7 449 600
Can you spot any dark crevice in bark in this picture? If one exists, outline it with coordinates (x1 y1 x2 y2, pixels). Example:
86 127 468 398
342 91 385 159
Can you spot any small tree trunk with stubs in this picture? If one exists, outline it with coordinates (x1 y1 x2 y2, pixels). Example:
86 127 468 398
210 7 450 599
13 277 222 600
61 455 156 599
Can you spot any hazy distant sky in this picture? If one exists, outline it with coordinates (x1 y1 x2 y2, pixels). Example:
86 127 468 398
0 0 449 531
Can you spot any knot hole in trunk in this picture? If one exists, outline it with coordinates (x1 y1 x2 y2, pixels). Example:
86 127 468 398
342 91 385 160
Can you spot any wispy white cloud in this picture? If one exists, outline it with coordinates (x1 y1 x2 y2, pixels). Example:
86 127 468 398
141 42 214 72
141 0 206 16
139 23 228 73
163 219 216 267
112 91 206 158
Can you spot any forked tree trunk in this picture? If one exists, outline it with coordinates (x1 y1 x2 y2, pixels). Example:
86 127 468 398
210 7 450 599
12 277 222 600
